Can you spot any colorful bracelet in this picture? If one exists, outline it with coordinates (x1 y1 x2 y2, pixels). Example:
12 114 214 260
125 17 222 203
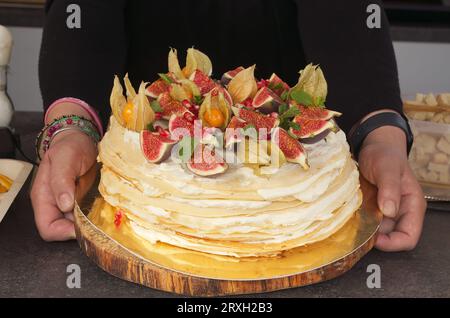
44 97 104 136
36 115 101 162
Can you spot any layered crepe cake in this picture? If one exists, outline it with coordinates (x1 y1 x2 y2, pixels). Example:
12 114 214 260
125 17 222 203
91 48 362 261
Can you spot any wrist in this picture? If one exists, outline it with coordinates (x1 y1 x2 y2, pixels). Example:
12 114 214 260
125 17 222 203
361 125 408 159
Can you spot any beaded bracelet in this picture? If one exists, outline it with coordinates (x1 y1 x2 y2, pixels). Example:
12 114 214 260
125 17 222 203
36 115 101 162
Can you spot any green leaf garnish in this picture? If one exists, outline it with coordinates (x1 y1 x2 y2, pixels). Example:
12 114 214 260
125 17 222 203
315 96 326 107
289 122 301 131
290 89 313 106
278 103 288 115
279 106 300 122
158 73 174 84
147 123 155 132
150 100 163 113
280 90 289 101
193 95 204 105
268 82 283 91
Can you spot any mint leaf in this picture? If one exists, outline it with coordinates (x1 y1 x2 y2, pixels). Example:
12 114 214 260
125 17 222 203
150 100 163 113
290 89 313 106
315 96 326 107
158 73 174 84
147 123 155 131
269 82 283 91
278 103 288 115
194 95 204 105
289 122 301 131
280 90 289 101
279 106 300 122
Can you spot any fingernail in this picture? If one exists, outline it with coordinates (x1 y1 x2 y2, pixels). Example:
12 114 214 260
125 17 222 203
382 200 396 218
59 193 73 211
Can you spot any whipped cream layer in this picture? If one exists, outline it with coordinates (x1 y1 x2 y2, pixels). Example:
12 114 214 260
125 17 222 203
96 117 362 257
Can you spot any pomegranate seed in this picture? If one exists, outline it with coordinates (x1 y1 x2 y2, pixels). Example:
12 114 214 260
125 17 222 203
182 99 191 108
114 210 123 227
183 112 195 123
155 112 162 120
243 98 253 107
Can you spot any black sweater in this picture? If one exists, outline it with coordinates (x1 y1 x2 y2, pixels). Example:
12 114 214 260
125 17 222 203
39 0 402 133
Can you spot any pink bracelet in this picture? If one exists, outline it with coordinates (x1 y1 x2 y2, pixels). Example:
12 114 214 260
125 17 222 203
44 97 104 136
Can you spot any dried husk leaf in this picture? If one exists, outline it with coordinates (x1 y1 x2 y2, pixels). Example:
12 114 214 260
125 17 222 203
291 64 328 105
228 65 257 103
199 93 212 125
179 79 201 97
199 91 231 130
217 91 231 129
124 73 136 101
185 48 213 77
110 75 126 126
126 82 155 131
170 83 190 101
168 48 185 80
314 67 328 103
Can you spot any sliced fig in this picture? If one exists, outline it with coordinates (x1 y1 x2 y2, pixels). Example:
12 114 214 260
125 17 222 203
252 86 283 114
224 116 247 148
271 127 309 170
268 73 290 96
186 144 228 177
231 106 279 133
221 66 244 86
145 79 170 99
189 69 216 95
168 114 196 139
157 92 191 120
140 130 177 164
291 104 341 120
290 116 335 140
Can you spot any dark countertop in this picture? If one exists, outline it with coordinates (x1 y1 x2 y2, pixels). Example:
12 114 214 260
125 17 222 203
1 111 450 298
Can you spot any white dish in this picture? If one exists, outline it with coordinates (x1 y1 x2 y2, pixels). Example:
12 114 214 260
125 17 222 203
0 159 33 223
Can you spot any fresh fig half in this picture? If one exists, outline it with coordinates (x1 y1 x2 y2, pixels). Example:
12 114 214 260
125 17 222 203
290 116 336 139
224 116 247 148
189 69 216 95
168 114 196 140
157 92 191 120
291 104 342 120
145 79 170 99
140 130 177 164
252 86 283 114
268 73 290 96
221 66 244 86
271 127 309 170
186 144 228 177
231 106 279 133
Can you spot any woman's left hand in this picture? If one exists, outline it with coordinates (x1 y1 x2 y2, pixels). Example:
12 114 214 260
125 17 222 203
358 124 426 252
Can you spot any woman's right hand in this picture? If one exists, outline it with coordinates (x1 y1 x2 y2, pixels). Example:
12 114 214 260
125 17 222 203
31 104 98 241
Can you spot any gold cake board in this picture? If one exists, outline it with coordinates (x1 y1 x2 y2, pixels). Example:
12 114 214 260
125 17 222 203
74 166 382 296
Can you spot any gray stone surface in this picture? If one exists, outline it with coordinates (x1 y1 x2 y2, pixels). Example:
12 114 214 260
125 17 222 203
1 112 449 298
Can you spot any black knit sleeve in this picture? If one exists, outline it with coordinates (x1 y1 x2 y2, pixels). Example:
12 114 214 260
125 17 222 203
294 0 402 133
39 0 128 127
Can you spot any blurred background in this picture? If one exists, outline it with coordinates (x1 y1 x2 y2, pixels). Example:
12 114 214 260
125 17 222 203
0 0 449 112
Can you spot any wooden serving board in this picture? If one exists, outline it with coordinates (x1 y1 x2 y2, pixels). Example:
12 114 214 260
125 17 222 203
74 169 382 297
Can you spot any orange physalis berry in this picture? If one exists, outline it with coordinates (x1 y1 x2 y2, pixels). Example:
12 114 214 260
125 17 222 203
114 210 123 228
204 108 224 128
122 101 134 124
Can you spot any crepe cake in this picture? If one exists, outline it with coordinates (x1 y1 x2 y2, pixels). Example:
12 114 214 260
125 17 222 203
92 48 362 258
